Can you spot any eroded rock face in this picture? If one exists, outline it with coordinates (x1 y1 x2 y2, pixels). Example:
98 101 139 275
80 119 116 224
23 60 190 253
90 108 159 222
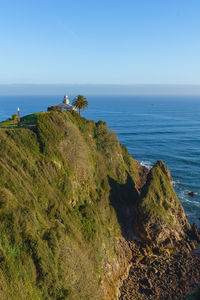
191 223 200 242
134 160 191 247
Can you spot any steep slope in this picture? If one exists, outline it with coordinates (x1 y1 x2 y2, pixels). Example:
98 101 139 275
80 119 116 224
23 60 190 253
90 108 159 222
0 110 146 300
135 160 191 247
0 110 198 300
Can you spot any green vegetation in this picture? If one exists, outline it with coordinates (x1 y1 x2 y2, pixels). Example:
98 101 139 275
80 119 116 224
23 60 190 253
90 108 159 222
12 114 17 121
72 94 88 116
47 105 61 112
136 160 190 245
0 118 14 127
141 161 180 223
20 112 41 124
0 109 186 298
0 109 144 299
0 112 41 129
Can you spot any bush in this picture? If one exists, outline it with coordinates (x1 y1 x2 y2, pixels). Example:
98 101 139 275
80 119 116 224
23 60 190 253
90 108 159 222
47 106 60 112
94 121 118 157
12 114 17 121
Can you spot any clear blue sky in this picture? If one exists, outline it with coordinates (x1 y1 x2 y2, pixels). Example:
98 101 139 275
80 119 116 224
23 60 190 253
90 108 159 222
1 0 200 85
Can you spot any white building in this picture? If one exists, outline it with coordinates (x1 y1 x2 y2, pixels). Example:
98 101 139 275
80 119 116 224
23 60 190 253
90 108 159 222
55 96 76 111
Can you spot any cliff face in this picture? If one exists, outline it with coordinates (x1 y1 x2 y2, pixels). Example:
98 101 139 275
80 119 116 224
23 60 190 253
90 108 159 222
0 110 195 299
134 160 191 247
0 111 146 299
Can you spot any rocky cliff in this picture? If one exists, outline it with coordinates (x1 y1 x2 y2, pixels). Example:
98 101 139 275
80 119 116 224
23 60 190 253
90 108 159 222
135 160 191 247
0 110 199 299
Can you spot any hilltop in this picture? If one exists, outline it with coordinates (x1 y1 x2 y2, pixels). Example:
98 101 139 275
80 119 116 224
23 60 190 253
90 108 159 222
0 112 40 129
0 110 199 299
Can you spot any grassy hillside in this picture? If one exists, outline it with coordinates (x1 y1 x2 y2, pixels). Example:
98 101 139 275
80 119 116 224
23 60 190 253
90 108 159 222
0 113 40 129
0 110 146 299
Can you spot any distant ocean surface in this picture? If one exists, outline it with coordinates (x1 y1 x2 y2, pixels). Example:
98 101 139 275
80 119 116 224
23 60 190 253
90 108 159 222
0 95 200 227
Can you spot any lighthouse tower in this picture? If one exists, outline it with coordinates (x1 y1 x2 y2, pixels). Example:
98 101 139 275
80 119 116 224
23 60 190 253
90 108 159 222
63 95 70 105
48 95 76 112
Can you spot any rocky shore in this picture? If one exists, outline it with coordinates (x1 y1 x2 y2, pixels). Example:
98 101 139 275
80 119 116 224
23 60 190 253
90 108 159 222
120 240 200 300
118 160 200 300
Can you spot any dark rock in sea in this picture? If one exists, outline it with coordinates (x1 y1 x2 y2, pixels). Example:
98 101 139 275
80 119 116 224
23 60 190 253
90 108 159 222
188 191 195 197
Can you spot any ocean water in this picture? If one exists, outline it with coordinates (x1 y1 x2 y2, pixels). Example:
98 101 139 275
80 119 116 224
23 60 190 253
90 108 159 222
0 95 200 227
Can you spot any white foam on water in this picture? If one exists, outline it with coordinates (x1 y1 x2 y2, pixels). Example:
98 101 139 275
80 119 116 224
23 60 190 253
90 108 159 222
176 189 200 208
182 198 200 207
140 161 153 170
172 180 180 187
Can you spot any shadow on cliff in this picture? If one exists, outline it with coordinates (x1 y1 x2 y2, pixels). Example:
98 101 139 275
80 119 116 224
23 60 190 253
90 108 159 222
108 172 139 241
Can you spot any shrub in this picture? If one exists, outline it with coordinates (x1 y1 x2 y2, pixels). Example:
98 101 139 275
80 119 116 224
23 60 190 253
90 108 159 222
47 106 60 112
12 114 17 121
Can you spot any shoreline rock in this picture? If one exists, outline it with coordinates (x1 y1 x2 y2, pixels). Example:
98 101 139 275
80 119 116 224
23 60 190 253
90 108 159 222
119 240 200 300
119 160 200 299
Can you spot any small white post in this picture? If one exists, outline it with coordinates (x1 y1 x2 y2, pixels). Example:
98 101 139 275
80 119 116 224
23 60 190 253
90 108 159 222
17 107 20 126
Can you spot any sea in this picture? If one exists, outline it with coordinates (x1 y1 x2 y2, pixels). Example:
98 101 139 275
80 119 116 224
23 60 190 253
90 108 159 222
0 95 199 227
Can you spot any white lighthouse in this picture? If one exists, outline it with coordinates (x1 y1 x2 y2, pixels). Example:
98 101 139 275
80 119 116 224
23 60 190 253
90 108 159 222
63 95 70 105
48 95 77 111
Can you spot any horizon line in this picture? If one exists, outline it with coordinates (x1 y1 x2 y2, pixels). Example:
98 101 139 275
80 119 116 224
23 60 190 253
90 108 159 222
1 83 200 86
1 83 200 97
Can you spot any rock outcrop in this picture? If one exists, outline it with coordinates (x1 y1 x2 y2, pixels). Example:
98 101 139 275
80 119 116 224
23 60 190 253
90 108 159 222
120 160 200 300
134 160 191 248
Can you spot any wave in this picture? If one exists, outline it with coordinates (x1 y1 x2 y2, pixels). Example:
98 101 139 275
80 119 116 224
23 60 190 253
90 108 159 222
140 160 153 170
182 198 200 208
172 180 180 187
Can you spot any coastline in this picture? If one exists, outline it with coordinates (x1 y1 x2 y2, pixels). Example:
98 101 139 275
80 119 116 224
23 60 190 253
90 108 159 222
0 104 199 299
